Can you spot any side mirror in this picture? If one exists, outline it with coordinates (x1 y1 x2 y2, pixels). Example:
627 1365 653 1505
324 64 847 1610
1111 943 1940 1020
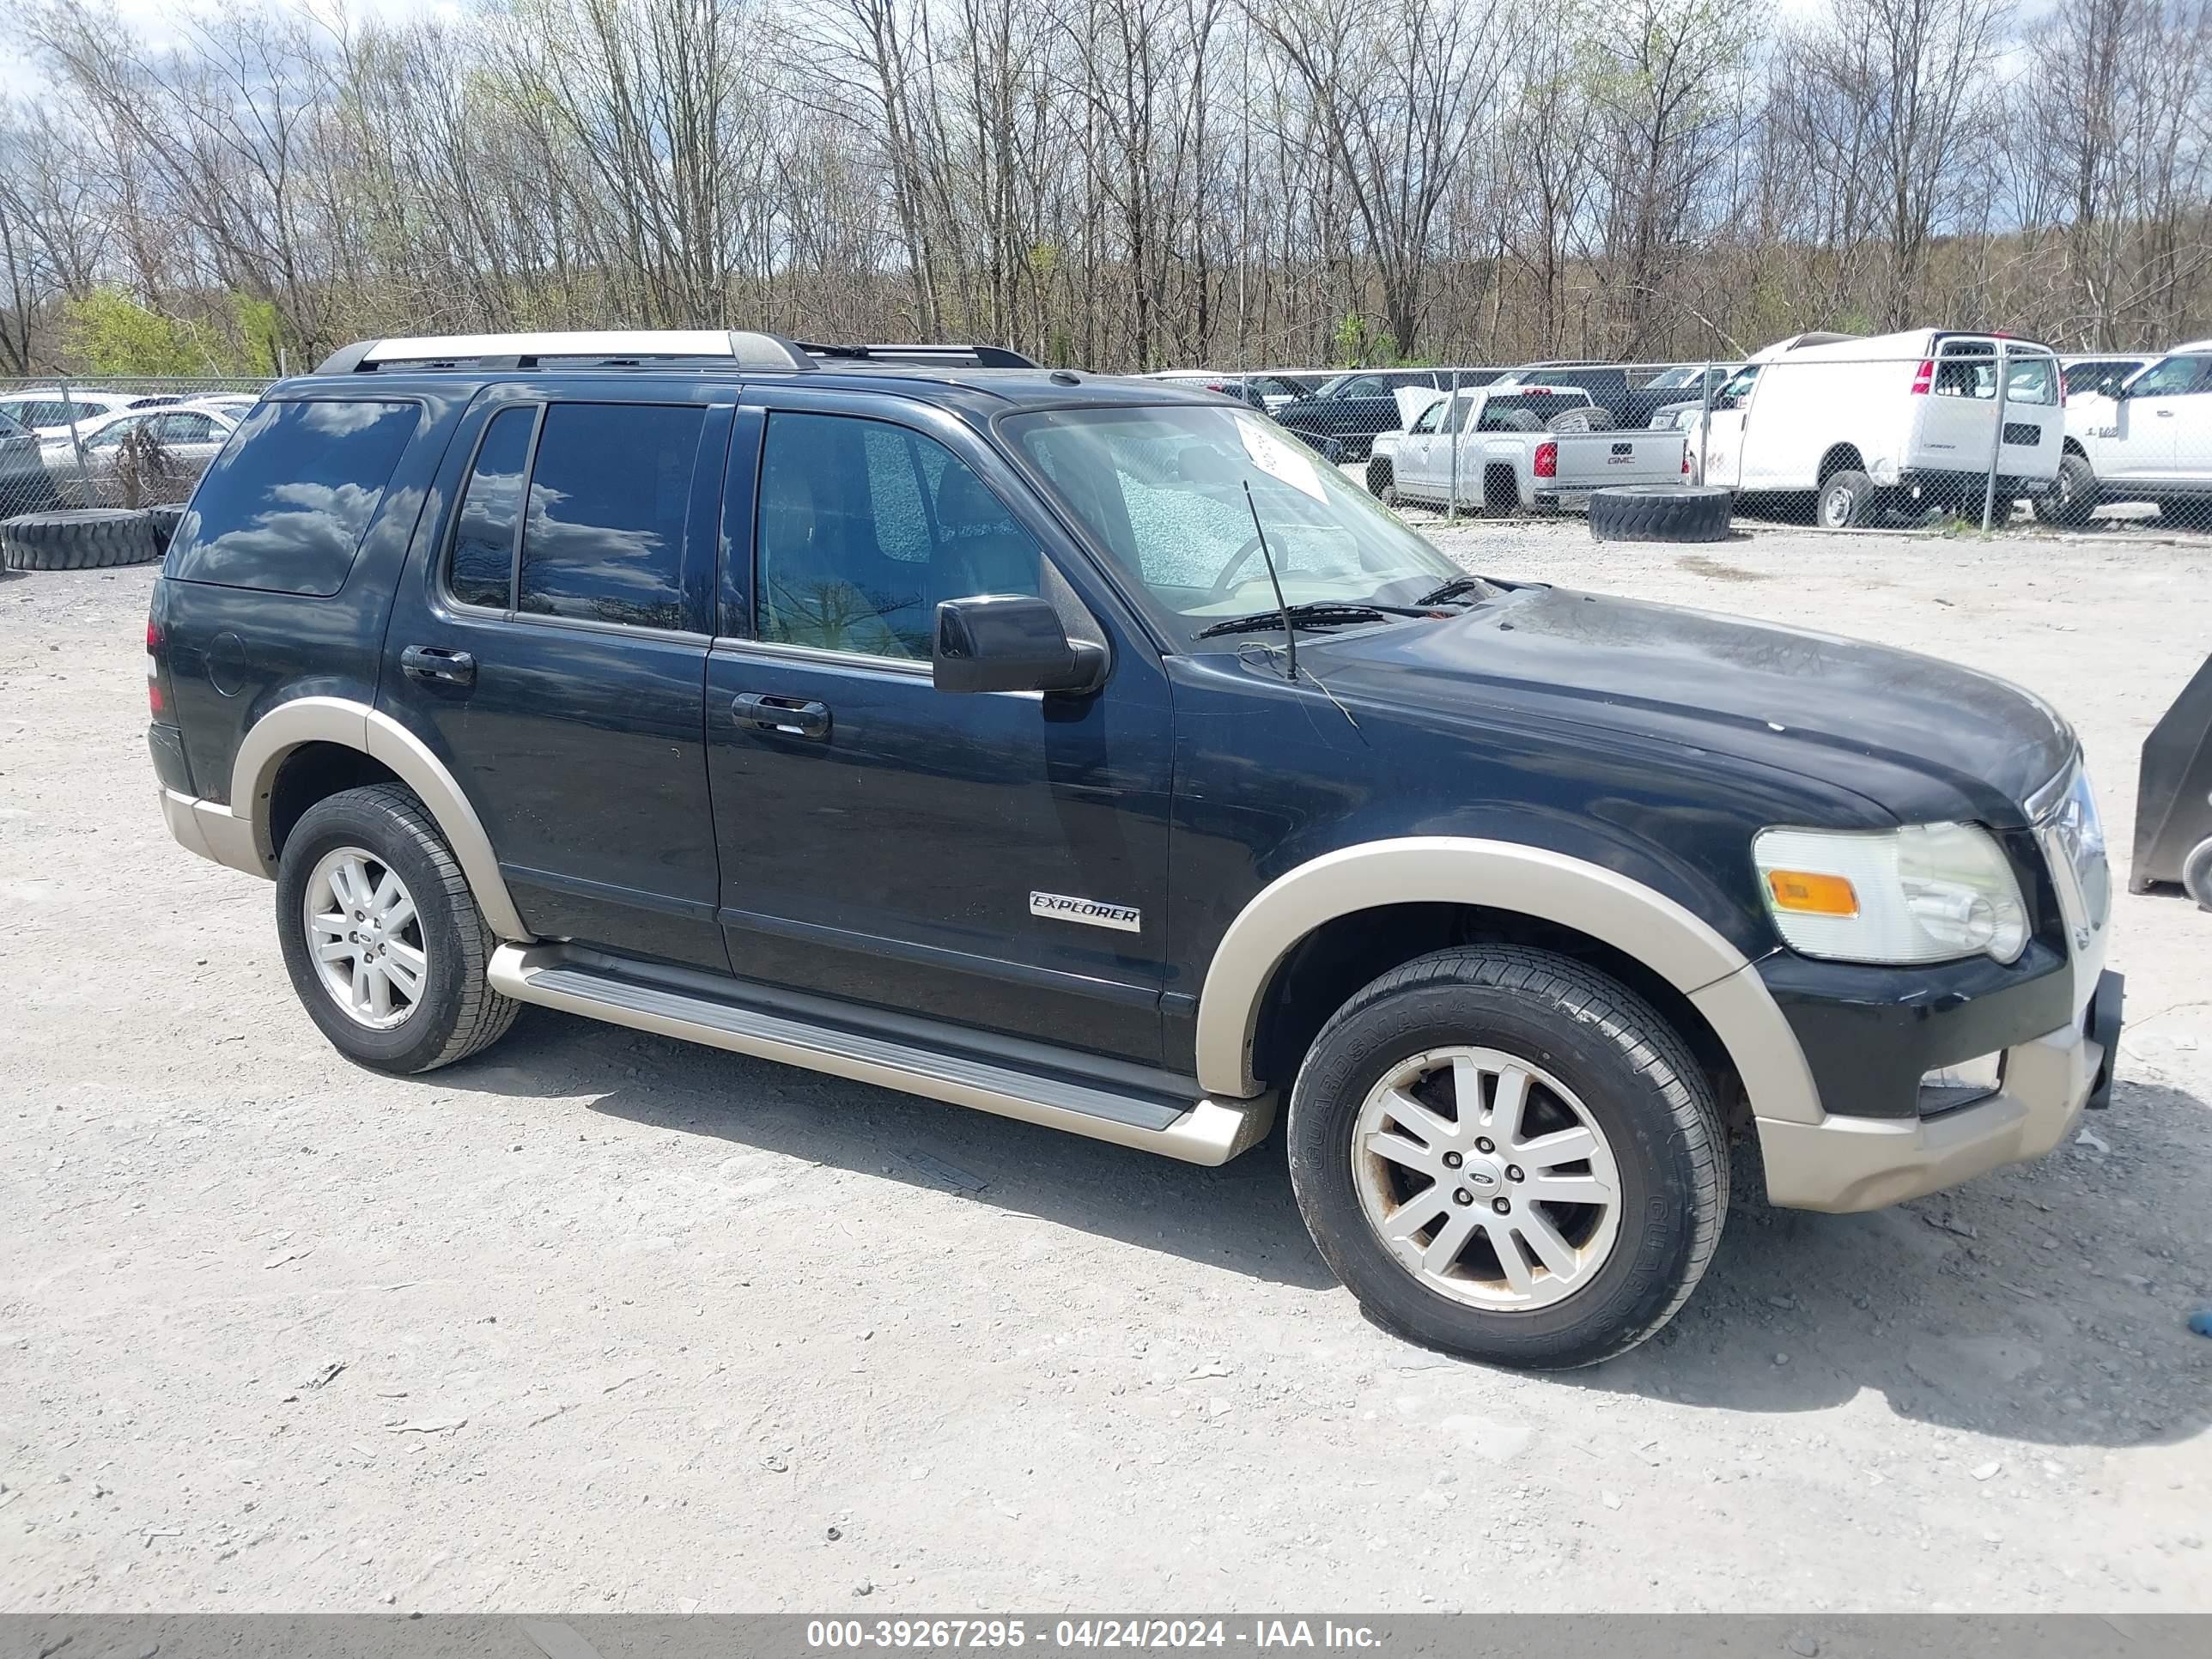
933 594 1106 696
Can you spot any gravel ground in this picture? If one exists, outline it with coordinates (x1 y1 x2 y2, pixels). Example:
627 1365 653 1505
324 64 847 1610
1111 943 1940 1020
3 520 2209 1614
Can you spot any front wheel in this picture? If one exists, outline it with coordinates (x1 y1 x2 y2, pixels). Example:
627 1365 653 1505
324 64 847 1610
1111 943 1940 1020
275 783 519 1074
1286 946 1727 1369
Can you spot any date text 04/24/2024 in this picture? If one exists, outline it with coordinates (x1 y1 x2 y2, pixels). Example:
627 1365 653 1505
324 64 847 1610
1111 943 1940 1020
804 1622 1382 1650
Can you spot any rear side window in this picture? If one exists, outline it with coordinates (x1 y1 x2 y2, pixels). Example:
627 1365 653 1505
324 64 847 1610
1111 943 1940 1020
167 399 419 595
2003 357 2058 406
517 403 702 629
446 405 537 610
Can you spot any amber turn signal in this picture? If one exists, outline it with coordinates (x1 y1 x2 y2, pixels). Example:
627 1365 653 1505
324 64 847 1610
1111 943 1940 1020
1765 869 1859 917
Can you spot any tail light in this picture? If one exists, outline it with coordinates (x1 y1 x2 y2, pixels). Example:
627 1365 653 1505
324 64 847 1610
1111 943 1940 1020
1682 443 1692 476
1911 359 1935 394
146 615 171 720
1534 441 1557 479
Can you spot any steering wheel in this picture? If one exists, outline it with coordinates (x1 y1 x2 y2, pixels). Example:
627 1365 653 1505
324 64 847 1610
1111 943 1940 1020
1205 534 1267 601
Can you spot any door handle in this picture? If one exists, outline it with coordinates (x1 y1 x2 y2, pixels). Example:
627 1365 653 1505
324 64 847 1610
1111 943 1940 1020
400 644 476 687
732 691 831 740
2155 408 2176 416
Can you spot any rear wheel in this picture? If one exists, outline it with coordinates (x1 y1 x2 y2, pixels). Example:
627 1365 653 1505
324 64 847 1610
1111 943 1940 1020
1286 946 1727 1369
1816 469 1878 529
275 784 518 1074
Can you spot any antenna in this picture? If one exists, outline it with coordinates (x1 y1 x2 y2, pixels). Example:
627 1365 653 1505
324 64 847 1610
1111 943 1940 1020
1243 480 1297 683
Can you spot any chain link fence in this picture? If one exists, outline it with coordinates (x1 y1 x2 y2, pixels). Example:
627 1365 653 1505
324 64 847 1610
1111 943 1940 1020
1176 346 2212 538
0 376 274 516
13 353 2212 538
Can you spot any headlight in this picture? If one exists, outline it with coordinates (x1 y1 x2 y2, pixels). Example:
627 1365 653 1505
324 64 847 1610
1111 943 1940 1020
1753 823 2029 965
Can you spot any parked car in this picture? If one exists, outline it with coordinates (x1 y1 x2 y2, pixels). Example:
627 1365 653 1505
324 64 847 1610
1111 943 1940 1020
2040 341 2212 526
1368 386 1688 512
0 407 60 516
1691 329 2065 526
1271 368 1504 462
149 328 2120 1370
2059 355 2148 401
54 402 243 506
1491 362 1734 430
0 388 182 445
1139 370 1321 415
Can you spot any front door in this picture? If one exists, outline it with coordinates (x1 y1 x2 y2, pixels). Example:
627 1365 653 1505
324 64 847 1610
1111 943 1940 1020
1394 393 1450 498
703 392 1174 1065
1695 367 1758 488
380 387 732 971
2113 352 2212 481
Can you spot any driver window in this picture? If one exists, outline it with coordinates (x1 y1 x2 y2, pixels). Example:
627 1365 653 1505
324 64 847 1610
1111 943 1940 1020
757 412 1042 661
1409 399 1446 434
1711 368 1758 411
2131 356 2210 398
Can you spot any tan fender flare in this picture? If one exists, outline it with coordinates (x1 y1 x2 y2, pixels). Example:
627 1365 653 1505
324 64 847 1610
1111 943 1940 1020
227 695 532 941
1193 836 1824 1127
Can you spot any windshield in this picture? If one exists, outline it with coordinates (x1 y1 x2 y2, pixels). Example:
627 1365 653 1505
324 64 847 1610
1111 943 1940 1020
1004 404 1466 642
1645 366 1700 389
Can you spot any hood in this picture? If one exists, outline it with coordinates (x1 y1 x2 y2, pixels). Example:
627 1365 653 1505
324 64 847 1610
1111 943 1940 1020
1395 386 1445 427
1305 585 2074 826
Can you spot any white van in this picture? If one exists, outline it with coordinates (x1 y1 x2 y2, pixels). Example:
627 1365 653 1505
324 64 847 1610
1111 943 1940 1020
1692 330 2065 526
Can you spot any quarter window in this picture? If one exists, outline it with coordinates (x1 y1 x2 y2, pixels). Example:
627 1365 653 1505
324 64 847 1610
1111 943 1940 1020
165 399 419 596
515 403 703 630
756 412 1042 660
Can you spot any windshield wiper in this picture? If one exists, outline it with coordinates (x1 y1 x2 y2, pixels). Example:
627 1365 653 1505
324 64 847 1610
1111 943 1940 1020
1194 602 1393 640
1413 575 1493 605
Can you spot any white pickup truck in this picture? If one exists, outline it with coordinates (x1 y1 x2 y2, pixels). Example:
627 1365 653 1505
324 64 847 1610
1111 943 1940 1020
1366 386 1689 513
2039 339 2212 525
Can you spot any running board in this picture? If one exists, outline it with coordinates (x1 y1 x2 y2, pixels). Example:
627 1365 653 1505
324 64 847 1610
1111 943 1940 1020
487 944 1274 1165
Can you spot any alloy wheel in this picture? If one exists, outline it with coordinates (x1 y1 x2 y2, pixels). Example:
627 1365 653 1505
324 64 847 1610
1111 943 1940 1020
1352 1045 1622 1310
301 845 428 1030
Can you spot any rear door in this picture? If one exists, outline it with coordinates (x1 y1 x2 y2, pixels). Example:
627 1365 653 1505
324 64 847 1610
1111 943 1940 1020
1996 351 2063 483
1913 337 2002 471
378 386 732 971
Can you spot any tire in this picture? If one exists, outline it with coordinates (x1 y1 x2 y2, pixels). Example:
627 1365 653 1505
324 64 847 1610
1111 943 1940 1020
275 783 520 1075
1367 461 1397 506
2033 453 2097 526
147 504 185 551
2183 836 2212 911
1589 483 1731 544
1286 945 1728 1370
1815 469 1878 529
0 508 161 571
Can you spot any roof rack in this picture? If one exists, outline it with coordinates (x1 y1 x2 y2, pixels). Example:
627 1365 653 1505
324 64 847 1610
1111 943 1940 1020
313 331 1040 375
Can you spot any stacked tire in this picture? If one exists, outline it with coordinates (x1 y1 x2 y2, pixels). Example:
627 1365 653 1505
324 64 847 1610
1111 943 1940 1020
1588 484 1732 544
0 508 163 572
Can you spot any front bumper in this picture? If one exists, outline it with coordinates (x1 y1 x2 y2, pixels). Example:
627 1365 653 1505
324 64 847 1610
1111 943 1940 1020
1756 968 2122 1212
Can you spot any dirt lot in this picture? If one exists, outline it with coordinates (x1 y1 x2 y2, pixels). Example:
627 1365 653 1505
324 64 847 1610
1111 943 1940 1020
3 520 2209 1614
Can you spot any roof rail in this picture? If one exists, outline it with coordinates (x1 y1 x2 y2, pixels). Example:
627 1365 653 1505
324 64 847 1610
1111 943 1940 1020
313 331 818 374
313 332 1042 375
795 342 1040 369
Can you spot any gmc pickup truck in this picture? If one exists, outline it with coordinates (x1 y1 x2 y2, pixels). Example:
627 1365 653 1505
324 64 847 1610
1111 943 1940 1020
149 329 2123 1371
1367 387 1690 512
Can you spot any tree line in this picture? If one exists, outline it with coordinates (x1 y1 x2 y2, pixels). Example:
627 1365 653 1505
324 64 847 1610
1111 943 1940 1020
1 0 2208 378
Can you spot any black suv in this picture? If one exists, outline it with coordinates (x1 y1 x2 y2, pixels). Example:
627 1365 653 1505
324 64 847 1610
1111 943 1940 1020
149 330 2123 1369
